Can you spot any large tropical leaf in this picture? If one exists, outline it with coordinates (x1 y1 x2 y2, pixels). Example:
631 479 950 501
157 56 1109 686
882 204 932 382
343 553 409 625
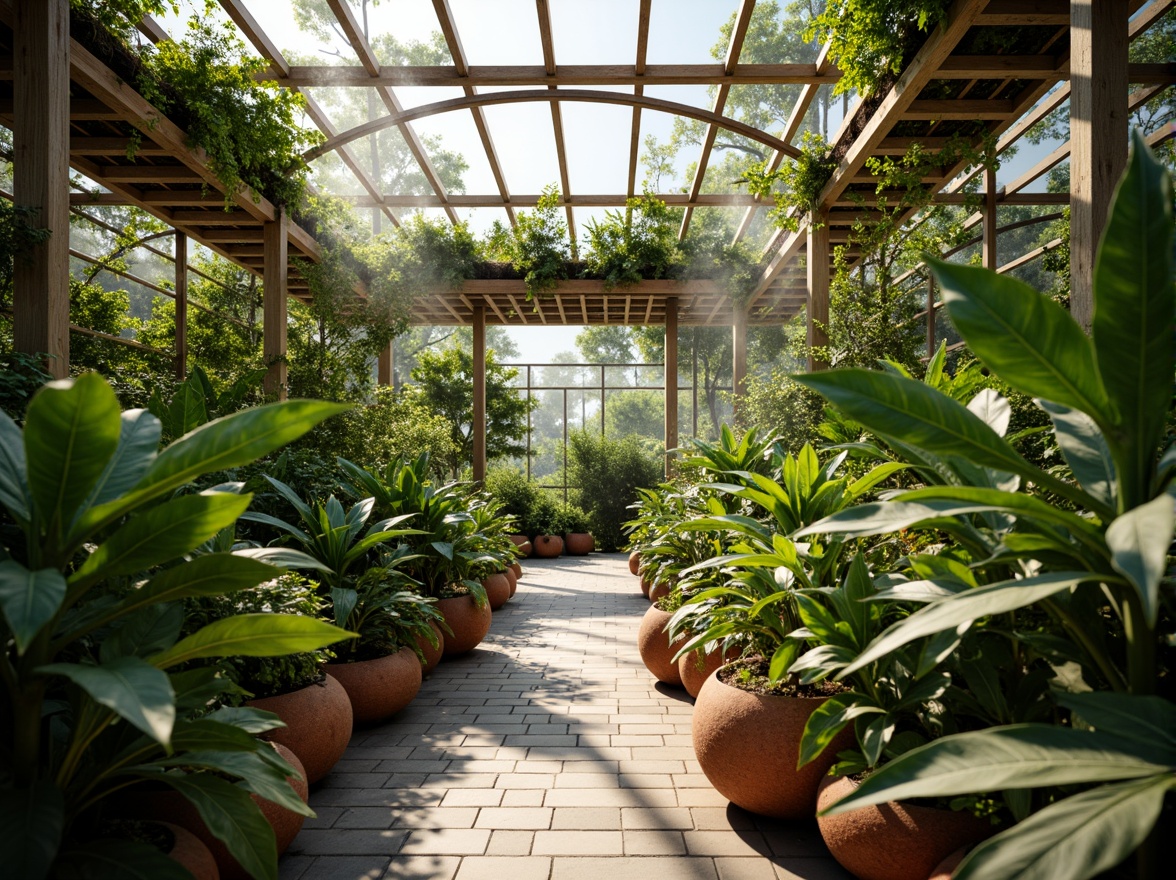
128 554 282 609
24 375 121 534
955 775 1175 880
39 657 175 746
82 409 162 509
0 781 64 880
1105 493 1174 626
0 560 67 654
1091 131 1175 498
1056 691 1176 751
1038 400 1116 511
53 839 193 880
149 613 355 668
0 409 30 522
930 258 1107 418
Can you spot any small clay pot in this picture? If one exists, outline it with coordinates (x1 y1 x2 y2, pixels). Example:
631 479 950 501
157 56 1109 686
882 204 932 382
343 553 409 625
438 594 492 655
533 534 564 558
246 674 352 784
636 604 685 687
564 532 594 555
484 573 511 610
326 647 422 724
648 580 670 603
415 620 444 674
503 566 518 597
510 561 523 580
639 576 652 598
692 671 854 819
159 821 219 880
629 551 641 575
509 535 533 557
678 646 739 699
816 775 993 880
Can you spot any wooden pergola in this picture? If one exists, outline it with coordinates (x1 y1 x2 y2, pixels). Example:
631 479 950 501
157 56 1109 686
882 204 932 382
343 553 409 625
3 0 1173 478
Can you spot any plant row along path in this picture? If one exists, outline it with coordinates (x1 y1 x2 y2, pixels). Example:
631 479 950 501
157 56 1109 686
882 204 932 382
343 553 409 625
281 555 848 880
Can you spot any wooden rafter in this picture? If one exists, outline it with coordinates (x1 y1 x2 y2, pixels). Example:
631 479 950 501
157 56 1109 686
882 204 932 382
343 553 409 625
627 0 653 199
535 0 576 254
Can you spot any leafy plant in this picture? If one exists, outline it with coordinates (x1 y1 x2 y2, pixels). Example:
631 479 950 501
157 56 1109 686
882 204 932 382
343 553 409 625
148 364 266 443
567 429 664 551
581 193 683 289
484 184 571 296
802 132 1175 880
0 374 355 880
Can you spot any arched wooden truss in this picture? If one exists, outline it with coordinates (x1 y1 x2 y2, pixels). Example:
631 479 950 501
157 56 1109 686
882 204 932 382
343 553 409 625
2 0 1174 476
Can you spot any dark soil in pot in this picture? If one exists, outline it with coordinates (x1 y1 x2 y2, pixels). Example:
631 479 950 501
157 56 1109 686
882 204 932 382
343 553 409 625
326 647 423 724
816 775 994 880
245 673 352 784
437 594 492 654
637 604 686 687
678 645 740 699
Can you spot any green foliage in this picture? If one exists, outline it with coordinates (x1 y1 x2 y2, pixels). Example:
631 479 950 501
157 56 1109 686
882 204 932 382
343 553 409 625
0 352 53 421
737 371 826 454
567 429 664 551
70 1 179 44
581 194 682 289
0 373 353 880
484 185 572 296
147 365 266 443
743 131 836 232
484 467 539 534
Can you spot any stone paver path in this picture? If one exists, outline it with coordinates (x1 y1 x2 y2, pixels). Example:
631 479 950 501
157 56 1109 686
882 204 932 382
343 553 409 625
281 555 851 880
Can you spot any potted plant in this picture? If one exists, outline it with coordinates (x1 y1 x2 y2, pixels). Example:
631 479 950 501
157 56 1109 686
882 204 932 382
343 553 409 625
527 492 565 558
637 590 687 687
559 504 594 555
0 375 354 880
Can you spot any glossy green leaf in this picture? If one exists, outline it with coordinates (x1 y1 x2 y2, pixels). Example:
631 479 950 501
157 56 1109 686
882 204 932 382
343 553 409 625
967 388 1011 437
72 492 252 587
149 613 356 668
1091 131 1175 494
1105 493 1174 626
820 724 1176 815
0 409 29 522
24 375 121 532
206 705 286 735
40 657 175 745
53 839 193 880
799 693 881 767
99 603 183 661
930 257 1108 418
128 554 282 612
840 573 1100 678
1038 401 1116 511
169 380 207 438
83 409 162 509
170 718 267 753
1056 692 1176 751
956 775 1175 880
233 546 333 572
0 560 67 654
0 781 63 880
157 749 313 817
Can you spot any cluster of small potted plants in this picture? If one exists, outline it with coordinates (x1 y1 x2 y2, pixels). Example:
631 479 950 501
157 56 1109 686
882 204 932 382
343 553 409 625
0 379 522 880
624 141 1175 880
489 471 595 559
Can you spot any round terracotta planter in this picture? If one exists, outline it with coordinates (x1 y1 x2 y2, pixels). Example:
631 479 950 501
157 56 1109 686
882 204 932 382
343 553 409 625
503 566 518 597
326 647 422 724
438 594 492 655
640 575 652 598
510 561 523 580
415 620 444 674
533 534 564 557
509 534 533 557
246 674 352 785
565 532 594 555
692 671 854 819
678 646 739 699
637 604 685 687
816 775 993 880
648 580 670 603
159 822 219 880
629 551 641 575
484 573 511 610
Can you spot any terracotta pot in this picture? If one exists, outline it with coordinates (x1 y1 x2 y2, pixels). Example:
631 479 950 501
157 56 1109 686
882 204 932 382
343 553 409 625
415 620 444 674
483 573 511 610
262 743 309 858
678 646 739 699
509 534 533 557
629 551 641 575
438 594 492 655
565 532 594 555
636 604 685 687
159 821 219 880
533 534 564 557
648 580 670 603
928 847 971 880
510 561 523 580
817 775 993 880
326 647 422 724
639 576 652 598
246 674 352 784
692 671 854 819
503 566 518 597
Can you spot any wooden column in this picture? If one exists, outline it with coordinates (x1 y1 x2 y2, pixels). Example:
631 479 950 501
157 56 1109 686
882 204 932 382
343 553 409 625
732 307 748 420
472 304 487 482
1070 0 1129 330
377 341 393 386
13 0 70 378
983 164 998 270
174 231 188 379
263 210 288 400
807 215 831 371
664 297 679 477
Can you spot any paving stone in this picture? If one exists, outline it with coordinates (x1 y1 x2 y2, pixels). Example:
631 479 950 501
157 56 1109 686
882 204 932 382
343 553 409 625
380 855 461 880
533 830 625 855
551 807 622 830
454 856 552 880
474 807 553 829
622 807 695 830
398 829 491 855
622 830 688 854
485 830 535 855
551 857 719 880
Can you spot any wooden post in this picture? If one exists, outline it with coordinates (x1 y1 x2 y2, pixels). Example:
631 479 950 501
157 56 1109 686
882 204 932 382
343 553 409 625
263 210 288 400
174 231 188 379
472 304 487 482
732 307 748 420
1070 0 1128 331
807 215 831 371
983 163 998 270
664 297 679 476
377 341 393 386
13 0 70 378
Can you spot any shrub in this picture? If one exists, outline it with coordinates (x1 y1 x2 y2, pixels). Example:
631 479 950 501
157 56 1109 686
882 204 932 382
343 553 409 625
567 430 664 551
485 467 540 533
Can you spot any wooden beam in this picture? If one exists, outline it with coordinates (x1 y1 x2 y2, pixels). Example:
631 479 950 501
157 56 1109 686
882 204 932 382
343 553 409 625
175 231 187 379
378 341 394 387
1070 0 1129 331
937 55 1064 77
263 210 288 399
472 304 487 482
628 0 652 199
665 297 679 475
807 215 830 371
344 192 764 208
12 0 70 377
976 0 1069 24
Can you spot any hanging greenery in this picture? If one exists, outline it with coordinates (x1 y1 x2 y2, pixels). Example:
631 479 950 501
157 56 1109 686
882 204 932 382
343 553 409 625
742 131 837 233
484 185 572 297
581 193 683 289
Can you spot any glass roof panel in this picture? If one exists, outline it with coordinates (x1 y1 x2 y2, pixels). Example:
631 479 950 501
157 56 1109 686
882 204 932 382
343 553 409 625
646 0 738 64
449 0 545 66
561 102 631 194
478 103 562 194
549 0 639 65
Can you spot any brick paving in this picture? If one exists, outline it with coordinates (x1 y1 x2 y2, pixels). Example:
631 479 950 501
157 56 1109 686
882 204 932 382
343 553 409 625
281 555 851 880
